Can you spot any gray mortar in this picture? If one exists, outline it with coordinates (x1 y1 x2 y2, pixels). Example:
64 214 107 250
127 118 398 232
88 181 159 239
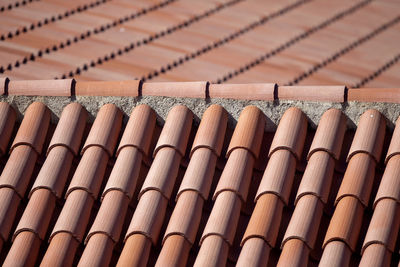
1 95 399 131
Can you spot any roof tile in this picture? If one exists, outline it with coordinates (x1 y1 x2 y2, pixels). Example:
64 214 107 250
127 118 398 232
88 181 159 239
86 190 130 244
117 104 156 157
3 231 41 267
40 232 79 267
348 87 400 103
153 105 193 157
347 109 386 162
0 102 16 155
209 83 275 100
282 195 324 249
8 79 74 96
194 235 229 267
78 234 114 267
190 104 228 157
156 235 191 267
236 238 270 267
50 190 94 242
241 193 284 247
307 109 347 160
362 199 400 253
117 234 152 267
0 187 20 242
0 78 8 95
201 191 242 246
66 146 110 199
75 80 140 96
374 154 400 206
385 116 400 163
276 239 310 267
13 189 56 240
335 153 376 207
319 241 352 267
255 150 297 205
213 149 255 203
47 103 88 156
359 243 391 267
11 102 51 155
296 151 336 204
177 148 218 200
227 106 265 159
323 196 364 251
142 81 207 98
102 147 143 200
269 107 307 160
124 190 168 244
163 190 203 245
278 86 346 102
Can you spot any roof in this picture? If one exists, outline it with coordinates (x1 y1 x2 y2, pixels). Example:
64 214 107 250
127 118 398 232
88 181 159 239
0 80 399 266
0 0 400 87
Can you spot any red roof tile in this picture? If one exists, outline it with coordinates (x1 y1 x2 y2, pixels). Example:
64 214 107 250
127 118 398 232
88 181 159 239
8 79 74 96
75 80 140 96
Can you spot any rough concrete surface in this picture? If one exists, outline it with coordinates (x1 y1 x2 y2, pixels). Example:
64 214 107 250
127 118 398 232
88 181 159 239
1 95 399 131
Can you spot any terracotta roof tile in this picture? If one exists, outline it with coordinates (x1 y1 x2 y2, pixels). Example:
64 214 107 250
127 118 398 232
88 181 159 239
40 232 80 267
359 243 391 267
236 237 270 267
11 101 50 155
3 231 41 267
190 104 228 157
296 151 336 204
194 235 229 267
47 102 88 156
7 79 74 96
209 83 276 100
255 150 297 205
78 234 114 267
153 105 193 157
156 235 191 267
374 154 400 206
116 234 152 267
227 105 265 159
385 116 400 163
142 81 208 98
307 109 347 160
347 109 386 162
116 104 156 157
278 86 346 102
319 241 352 267
0 78 7 95
348 88 400 103
277 239 310 267
0 102 16 155
0 187 20 243
269 107 307 160
75 80 140 96
81 103 123 157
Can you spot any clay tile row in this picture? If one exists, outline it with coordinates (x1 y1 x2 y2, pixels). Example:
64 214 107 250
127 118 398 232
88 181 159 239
0 102 16 155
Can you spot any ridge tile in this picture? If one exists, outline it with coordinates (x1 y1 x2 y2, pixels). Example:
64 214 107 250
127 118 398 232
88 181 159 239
348 88 400 103
278 85 346 102
142 81 207 98
75 80 140 96
209 83 275 100
8 79 74 96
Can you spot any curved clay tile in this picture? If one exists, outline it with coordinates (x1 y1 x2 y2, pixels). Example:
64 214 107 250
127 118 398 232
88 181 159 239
190 104 228 157
40 232 79 267
0 187 20 246
142 81 207 98
269 107 307 160
75 80 140 96
385 116 400 163
156 235 191 267
153 105 193 157
347 109 386 162
236 238 270 267
8 79 73 96
116 234 152 267
374 155 400 207
276 239 310 267
47 102 88 156
319 241 352 267
307 108 347 160
78 234 114 267
209 83 276 101
81 103 123 157
3 231 41 267
359 243 391 267
0 102 16 155
193 235 229 267
226 105 265 159
11 102 51 155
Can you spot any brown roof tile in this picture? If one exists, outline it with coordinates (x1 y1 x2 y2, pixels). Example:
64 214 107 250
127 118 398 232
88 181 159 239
47 102 88 156
0 78 7 95
296 151 336 204
40 232 79 267
335 153 376 207
255 150 297 205
269 107 307 160
307 109 347 160
282 195 324 249
142 81 207 98
156 235 191 267
278 85 346 102
209 83 275 100
227 105 265 159
8 79 73 96
0 187 20 243
153 105 193 157
0 102 16 155
276 239 310 267
385 116 400 163
348 87 400 103
236 238 271 267
116 104 156 157
347 109 386 162
3 231 41 267
323 196 364 251
75 80 140 96
190 104 228 157
78 234 114 267
374 154 400 206
319 241 352 267
10 102 50 155
116 234 152 267
359 243 391 267
194 235 229 267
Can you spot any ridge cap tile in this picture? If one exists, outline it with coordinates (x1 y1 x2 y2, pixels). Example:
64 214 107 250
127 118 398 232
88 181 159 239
0 102 16 155
190 104 228 157
10 101 51 155
385 115 400 163
348 87 400 103
347 109 386 163
209 83 275 100
226 105 265 159
8 79 74 96
47 102 88 156
142 81 208 99
278 85 346 102
117 104 157 157
153 105 193 157
75 80 140 96
269 107 307 160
